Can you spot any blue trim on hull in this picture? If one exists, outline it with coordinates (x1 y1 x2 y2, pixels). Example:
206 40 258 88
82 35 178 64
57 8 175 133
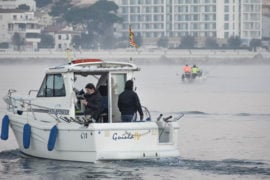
23 123 31 149
48 125 58 151
1 115 9 140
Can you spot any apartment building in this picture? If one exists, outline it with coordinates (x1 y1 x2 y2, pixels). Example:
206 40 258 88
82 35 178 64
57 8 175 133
115 0 262 47
0 0 40 50
0 8 41 50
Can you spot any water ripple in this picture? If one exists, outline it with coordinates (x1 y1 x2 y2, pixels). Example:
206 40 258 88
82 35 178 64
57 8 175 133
0 150 270 179
114 157 270 176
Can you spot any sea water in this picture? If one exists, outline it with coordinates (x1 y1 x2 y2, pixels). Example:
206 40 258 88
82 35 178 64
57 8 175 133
0 61 270 180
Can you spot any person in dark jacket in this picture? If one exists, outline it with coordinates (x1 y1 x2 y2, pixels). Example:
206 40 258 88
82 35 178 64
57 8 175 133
81 83 103 123
118 80 143 122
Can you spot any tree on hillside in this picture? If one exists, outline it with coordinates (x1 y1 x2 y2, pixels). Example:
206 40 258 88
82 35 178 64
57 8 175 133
80 33 96 49
38 33 55 49
179 35 195 49
0 42 9 49
249 39 261 52
49 0 71 17
228 36 241 49
17 4 30 11
36 0 53 8
99 26 118 49
63 0 122 49
71 35 81 50
12 33 24 51
64 0 120 24
50 0 72 17
205 37 219 49
157 36 169 48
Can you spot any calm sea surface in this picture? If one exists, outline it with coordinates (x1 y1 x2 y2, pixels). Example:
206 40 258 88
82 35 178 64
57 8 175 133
0 60 270 180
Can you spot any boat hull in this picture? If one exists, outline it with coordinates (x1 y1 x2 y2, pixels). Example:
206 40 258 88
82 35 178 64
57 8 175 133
181 72 205 82
7 113 180 162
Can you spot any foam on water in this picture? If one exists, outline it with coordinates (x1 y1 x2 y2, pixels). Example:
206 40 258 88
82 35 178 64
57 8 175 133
0 150 269 180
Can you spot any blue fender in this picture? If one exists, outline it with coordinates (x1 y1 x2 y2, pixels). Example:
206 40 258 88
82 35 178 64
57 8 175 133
47 125 58 151
1 115 9 140
23 123 31 149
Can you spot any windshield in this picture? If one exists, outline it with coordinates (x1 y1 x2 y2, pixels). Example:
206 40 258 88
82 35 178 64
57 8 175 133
37 74 66 97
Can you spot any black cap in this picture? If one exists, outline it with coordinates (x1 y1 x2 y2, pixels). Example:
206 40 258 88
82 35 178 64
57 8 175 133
125 80 133 90
85 83 95 90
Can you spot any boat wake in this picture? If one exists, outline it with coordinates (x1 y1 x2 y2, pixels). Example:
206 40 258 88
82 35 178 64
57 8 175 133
180 111 208 115
169 158 270 176
164 111 270 117
0 150 270 178
0 149 22 160
115 157 270 176
234 113 270 117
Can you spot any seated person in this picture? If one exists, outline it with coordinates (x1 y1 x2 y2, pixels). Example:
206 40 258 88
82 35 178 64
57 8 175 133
183 64 191 74
81 83 103 124
191 64 199 78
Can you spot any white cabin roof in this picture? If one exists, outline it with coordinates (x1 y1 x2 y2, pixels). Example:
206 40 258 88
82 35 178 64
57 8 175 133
46 59 140 74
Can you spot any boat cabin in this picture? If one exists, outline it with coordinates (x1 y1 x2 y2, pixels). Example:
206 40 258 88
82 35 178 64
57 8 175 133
34 59 143 124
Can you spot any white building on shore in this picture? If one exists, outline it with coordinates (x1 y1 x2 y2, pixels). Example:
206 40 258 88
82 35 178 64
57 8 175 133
115 0 262 47
0 8 41 50
0 0 41 50
43 25 81 51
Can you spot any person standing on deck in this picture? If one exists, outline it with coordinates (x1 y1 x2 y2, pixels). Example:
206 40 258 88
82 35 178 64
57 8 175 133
118 80 144 122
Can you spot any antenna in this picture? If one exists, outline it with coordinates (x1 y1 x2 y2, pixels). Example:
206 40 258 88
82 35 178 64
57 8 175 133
66 48 72 63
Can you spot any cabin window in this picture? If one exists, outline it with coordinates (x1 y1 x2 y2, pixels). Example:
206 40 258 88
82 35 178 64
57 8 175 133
37 74 66 97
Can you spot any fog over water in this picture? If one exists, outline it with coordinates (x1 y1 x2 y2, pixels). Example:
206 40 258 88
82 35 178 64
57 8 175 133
0 59 270 180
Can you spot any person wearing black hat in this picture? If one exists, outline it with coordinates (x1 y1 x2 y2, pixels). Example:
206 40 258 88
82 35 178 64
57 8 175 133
118 80 143 122
81 83 103 123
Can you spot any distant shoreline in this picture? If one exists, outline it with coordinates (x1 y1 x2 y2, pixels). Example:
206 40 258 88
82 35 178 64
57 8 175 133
0 57 269 65
0 49 270 65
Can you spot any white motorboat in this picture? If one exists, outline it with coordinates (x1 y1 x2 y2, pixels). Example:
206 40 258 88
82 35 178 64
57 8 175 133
1 58 182 162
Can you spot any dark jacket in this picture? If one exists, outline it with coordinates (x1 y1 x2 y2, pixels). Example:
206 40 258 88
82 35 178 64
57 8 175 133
118 89 143 117
84 91 103 120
